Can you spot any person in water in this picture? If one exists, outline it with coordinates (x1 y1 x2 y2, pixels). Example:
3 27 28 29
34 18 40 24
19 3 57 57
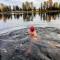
28 25 38 40
25 25 41 55
25 25 38 55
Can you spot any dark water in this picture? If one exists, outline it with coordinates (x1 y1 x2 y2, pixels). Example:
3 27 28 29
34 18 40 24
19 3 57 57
0 12 60 60
0 27 60 60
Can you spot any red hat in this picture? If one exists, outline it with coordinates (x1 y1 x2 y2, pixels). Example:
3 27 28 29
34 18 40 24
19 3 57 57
29 26 35 32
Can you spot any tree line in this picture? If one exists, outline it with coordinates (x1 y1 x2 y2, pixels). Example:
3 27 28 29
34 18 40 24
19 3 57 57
0 1 60 12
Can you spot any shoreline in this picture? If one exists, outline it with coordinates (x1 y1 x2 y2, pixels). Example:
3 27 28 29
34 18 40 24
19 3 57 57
0 10 60 14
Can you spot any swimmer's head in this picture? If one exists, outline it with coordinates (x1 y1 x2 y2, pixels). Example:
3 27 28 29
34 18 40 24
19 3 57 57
29 26 35 32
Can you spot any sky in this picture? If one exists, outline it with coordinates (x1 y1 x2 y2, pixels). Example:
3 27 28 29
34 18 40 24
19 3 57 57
0 0 60 8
